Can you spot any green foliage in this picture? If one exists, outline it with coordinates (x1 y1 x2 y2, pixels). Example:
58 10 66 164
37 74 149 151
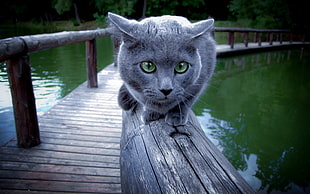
95 0 138 16
53 0 73 15
145 0 206 19
228 0 292 29
0 0 308 31
93 12 107 25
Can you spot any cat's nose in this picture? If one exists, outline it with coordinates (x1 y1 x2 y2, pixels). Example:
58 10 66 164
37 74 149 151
160 89 172 96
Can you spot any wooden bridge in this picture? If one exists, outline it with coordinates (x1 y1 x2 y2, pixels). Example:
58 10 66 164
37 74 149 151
0 27 308 193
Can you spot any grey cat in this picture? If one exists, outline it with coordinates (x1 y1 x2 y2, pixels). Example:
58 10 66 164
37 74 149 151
108 12 216 126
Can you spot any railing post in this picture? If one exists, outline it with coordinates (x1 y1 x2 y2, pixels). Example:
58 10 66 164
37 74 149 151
228 32 234 49
244 32 249 47
289 33 293 43
86 39 98 88
112 36 120 66
253 32 257 43
269 32 274 45
301 33 306 43
7 54 40 148
258 32 262 46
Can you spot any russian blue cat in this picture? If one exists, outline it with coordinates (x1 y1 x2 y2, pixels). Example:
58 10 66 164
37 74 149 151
108 12 216 126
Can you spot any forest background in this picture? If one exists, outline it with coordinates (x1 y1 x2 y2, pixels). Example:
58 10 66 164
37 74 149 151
0 0 309 32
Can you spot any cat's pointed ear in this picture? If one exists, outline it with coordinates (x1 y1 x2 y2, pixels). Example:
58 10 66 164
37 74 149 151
108 12 137 38
191 19 214 38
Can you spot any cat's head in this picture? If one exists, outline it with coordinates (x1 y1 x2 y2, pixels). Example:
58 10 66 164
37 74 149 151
108 12 215 113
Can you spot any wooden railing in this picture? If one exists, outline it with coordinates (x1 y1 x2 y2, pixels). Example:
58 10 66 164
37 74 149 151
0 26 307 148
214 27 306 48
0 28 113 147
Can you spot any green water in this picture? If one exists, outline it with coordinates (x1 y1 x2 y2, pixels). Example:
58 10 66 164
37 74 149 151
193 49 310 193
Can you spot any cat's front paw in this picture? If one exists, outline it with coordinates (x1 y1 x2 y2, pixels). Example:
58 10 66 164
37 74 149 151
118 84 138 111
142 110 163 125
165 112 189 126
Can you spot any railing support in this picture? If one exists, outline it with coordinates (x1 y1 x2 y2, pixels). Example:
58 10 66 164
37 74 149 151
244 32 249 47
228 32 234 49
269 33 274 45
7 54 40 148
86 39 98 88
258 32 262 46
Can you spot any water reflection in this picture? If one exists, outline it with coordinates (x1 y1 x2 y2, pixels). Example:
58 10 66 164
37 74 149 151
194 48 310 193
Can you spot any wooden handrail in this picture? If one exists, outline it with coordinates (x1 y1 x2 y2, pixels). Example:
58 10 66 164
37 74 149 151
214 27 290 33
214 27 306 49
0 28 113 61
121 108 255 193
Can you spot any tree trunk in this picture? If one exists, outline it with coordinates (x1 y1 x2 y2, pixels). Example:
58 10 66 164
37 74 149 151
141 0 147 19
73 3 81 26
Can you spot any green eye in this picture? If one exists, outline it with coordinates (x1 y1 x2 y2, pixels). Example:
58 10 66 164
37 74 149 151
175 62 189 73
140 61 156 73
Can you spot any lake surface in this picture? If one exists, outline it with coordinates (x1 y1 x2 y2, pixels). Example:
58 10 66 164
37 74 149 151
1 29 309 193
193 48 310 193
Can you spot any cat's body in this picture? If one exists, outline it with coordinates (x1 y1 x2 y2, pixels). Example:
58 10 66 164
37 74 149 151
108 13 216 126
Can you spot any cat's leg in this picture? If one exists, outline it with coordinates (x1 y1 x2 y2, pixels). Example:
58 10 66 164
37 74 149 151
142 109 163 124
165 103 190 126
118 84 138 111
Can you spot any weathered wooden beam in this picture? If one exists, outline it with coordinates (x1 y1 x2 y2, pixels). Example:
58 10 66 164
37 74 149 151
6 54 40 148
121 108 255 194
0 28 113 61
86 39 98 88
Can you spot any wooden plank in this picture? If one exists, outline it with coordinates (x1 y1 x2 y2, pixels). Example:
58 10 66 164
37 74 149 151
6 54 40 148
37 126 121 138
0 64 123 193
9 143 120 156
38 117 121 128
120 107 255 194
0 179 121 193
38 123 122 134
0 169 120 184
0 161 119 177
0 147 119 164
0 151 119 169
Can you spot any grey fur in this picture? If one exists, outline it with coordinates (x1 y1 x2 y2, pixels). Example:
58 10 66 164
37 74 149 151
108 12 216 126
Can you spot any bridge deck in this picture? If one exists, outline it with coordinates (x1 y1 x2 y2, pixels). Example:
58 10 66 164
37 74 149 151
0 65 123 193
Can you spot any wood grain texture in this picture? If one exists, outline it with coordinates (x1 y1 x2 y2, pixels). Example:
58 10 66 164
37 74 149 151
7 54 40 148
0 65 122 193
121 108 255 194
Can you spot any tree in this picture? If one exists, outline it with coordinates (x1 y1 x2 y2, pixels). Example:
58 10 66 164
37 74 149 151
95 0 138 17
145 0 207 20
228 0 309 30
53 0 81 25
